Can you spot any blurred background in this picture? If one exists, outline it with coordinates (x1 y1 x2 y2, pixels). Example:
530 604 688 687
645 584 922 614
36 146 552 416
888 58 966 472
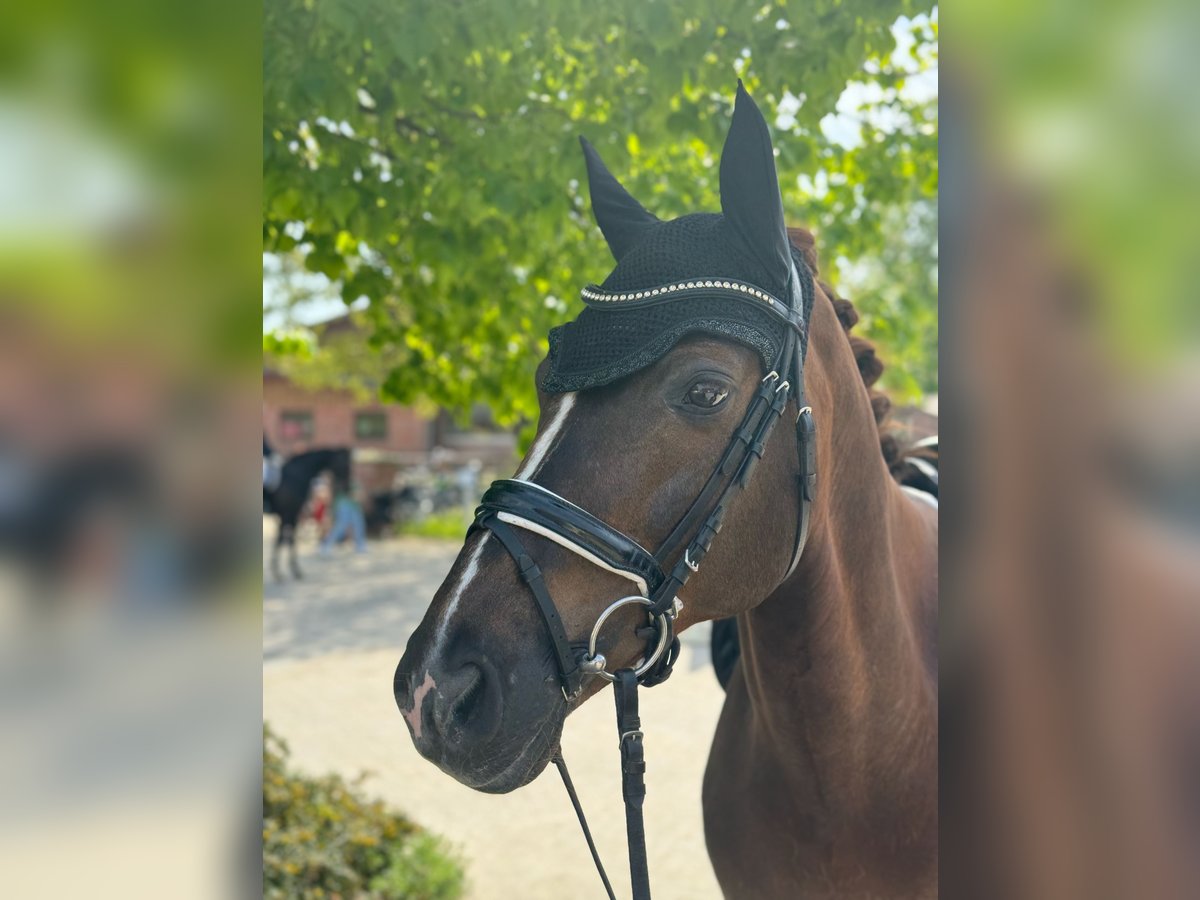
0 0 1196 896
0 1 260 898
944 2 1200 897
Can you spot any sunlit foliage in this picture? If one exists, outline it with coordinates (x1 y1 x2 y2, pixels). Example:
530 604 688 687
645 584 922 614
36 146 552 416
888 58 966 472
264 0 938 420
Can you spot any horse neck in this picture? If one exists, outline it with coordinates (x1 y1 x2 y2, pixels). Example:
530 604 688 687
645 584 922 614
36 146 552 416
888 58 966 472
737 291 937 813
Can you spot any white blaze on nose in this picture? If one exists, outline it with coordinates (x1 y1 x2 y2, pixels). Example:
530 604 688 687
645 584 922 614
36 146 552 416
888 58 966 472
402 671 437 739
515 392 576 480
430 531 489 660
426 392 575 668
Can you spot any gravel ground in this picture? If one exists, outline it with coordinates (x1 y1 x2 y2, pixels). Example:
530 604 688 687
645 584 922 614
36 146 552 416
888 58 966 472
263 520 725 899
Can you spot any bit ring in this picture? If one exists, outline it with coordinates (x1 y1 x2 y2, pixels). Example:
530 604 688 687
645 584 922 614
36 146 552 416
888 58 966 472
582 596 671 682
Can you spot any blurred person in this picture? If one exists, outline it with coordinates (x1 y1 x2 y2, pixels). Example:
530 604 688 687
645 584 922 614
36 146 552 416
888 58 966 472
319 473 366 555
308 478 330 540
262 434 282 496
455 460 481 530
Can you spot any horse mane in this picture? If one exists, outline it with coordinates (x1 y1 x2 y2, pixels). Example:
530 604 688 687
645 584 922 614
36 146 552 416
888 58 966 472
786 227 930 484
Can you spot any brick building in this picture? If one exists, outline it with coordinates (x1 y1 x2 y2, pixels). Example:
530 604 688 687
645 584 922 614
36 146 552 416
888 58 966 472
263 368 431 458
263 368 517 495
264 312 518 493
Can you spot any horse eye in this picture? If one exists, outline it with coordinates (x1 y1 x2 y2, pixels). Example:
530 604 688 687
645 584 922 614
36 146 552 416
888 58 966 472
685 381 730 408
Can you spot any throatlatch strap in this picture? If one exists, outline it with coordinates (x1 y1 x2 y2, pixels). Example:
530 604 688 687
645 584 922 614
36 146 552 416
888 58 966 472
481 515 583 699
614 669 651 900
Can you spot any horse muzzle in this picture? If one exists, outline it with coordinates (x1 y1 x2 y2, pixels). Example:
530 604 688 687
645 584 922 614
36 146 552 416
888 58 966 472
393 641 565 793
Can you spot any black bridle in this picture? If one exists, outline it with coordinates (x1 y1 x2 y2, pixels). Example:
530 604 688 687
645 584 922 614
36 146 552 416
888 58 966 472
470 268 816 900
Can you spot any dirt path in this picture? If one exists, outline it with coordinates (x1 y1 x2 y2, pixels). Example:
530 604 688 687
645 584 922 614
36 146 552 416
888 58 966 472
263 521 725 899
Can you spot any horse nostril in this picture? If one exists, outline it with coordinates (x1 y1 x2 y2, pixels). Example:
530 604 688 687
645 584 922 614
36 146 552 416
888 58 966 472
432 661 501 744
448 666 485 729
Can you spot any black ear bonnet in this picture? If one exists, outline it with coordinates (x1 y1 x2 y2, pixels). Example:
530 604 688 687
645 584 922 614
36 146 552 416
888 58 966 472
541 82 815 394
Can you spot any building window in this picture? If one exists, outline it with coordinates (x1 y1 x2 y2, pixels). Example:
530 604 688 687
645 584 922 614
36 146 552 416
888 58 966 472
355 411 388 440
280 409 314 441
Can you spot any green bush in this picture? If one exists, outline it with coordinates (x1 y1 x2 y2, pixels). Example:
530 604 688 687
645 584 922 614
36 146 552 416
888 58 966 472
396 508 471 541
263 724 465 899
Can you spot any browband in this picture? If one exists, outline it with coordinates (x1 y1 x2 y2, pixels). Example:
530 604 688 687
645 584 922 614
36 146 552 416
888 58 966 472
580 278 804 332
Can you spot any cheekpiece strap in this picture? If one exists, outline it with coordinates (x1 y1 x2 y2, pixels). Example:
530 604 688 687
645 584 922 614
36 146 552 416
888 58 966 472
476 513 584 700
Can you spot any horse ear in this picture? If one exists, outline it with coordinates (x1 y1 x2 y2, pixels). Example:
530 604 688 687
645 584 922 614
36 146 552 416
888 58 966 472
579 136 659 262
719 81 791 289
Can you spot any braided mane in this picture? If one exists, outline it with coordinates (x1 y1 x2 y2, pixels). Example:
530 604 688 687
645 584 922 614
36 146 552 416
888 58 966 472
786 227 932 483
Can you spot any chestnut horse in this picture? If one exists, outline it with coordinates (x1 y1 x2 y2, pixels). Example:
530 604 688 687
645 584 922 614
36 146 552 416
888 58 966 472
395 88 937 898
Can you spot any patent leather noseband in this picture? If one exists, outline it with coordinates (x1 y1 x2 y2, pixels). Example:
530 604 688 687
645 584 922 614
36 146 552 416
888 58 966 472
477 479 664 598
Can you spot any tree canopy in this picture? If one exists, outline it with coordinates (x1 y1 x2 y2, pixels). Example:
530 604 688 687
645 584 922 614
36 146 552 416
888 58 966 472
264 0 938 424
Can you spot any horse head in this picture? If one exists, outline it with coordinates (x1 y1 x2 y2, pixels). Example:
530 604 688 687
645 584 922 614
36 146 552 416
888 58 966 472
395 84 815 792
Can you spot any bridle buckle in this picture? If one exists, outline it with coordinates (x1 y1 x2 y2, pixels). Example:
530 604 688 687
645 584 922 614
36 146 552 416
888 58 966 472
562 684 583 703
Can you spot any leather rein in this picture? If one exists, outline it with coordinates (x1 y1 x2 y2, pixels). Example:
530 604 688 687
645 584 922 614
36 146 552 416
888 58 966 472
469 270 816 900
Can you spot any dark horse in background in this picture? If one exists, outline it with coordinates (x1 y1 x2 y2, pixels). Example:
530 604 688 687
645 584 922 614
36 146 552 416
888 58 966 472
263 447 349 581
395 84 936 898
